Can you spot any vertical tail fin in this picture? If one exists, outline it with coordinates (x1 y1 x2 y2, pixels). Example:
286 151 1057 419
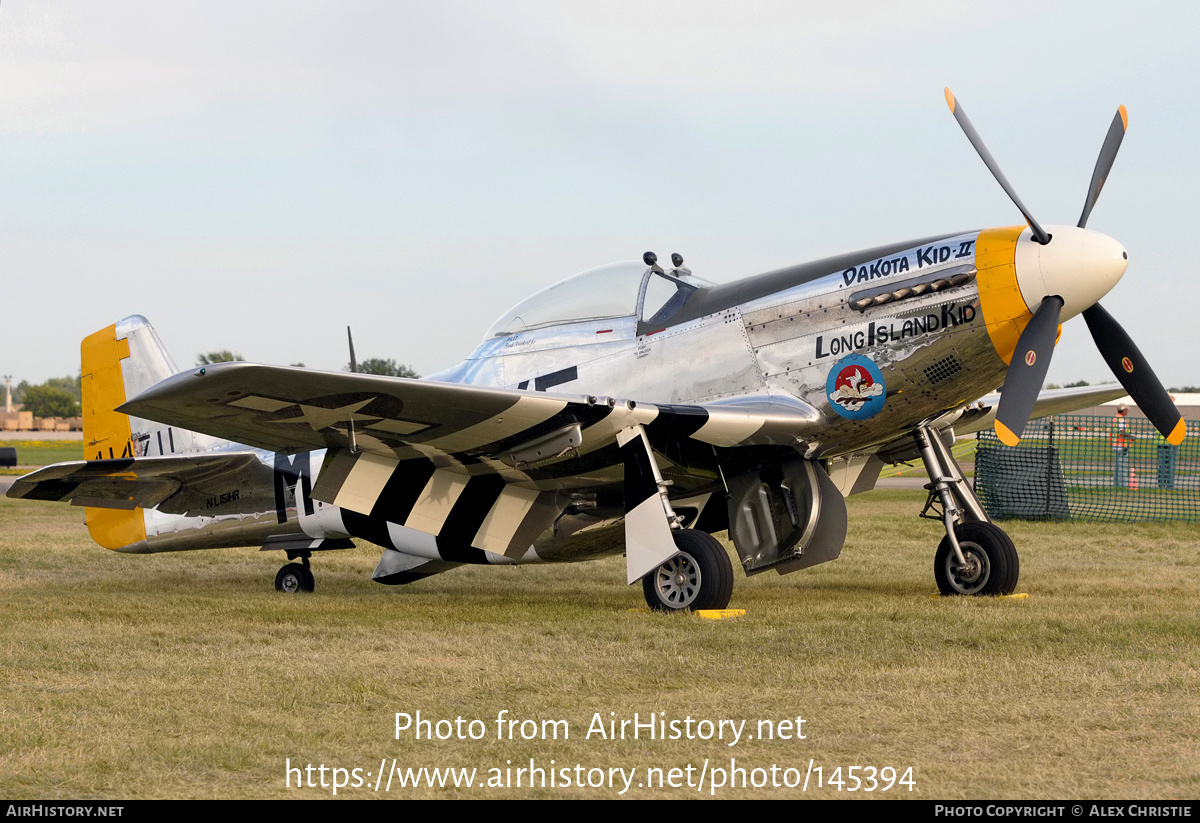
82 315 228 461
80 315 228 550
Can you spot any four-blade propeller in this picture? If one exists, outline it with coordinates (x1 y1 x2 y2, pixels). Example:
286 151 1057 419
944 88 1184 446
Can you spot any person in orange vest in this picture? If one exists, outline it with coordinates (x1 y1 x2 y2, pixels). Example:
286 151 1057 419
1111 404 1132 487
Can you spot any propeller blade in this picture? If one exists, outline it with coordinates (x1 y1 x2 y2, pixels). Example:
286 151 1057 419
346 326 359 452
944 88 1051 245
1078 106 1128 229
995 296 1064 446
1082 303 1186 444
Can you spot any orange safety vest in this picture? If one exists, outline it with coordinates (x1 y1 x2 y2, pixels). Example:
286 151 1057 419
1111 414 1131 449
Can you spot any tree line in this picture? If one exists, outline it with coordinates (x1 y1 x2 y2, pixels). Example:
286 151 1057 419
196 351 418 378
9 376 82 418
8 352 419 419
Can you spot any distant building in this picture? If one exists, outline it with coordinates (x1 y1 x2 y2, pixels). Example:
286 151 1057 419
1071 394 1200 421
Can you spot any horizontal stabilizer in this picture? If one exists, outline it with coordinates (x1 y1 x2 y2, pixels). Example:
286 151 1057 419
6 453 263 516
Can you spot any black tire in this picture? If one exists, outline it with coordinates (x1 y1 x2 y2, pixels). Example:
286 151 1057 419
934 521 1019 596
275 563 315 593
642 530 734 612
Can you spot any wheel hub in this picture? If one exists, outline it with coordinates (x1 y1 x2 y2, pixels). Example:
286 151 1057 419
281 574 299 593
946 543 990 594
654 553 701 608
954 555 983 584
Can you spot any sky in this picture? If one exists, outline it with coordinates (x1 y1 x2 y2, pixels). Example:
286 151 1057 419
3 1 1198 390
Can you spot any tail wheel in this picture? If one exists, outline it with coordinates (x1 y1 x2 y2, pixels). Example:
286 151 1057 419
275 563 315 593
642 530 734 612
934 521 1019 596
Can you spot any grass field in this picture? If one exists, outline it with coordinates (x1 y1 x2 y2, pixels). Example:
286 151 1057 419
0 440 85 474
1 491 1198 799
879 439 977 479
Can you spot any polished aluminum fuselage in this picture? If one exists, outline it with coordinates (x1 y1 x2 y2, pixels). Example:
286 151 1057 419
433 229 1008 460
123 230 1013 562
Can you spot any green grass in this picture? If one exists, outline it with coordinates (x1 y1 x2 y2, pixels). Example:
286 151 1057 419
0 440 84 473
1011 432 1200 463
880 439 977 479
1 492 1198 799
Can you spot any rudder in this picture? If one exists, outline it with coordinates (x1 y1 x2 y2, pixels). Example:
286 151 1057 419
82 315 224 461
80 315 226 550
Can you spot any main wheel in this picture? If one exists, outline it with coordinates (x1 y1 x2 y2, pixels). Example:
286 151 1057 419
275 563 315 593
934 521 1018 596
642 530 734 612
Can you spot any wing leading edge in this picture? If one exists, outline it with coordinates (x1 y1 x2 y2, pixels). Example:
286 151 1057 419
955 384 1131 436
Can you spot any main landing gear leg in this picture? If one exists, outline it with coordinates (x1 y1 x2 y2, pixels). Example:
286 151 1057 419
275 552 315 593
913 426 1018 596
617 423 734 612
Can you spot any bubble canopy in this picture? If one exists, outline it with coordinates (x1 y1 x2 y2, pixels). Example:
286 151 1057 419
485 261 650 338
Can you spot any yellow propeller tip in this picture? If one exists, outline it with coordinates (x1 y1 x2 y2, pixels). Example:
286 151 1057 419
993 422 1022 448
1118 105 1128 130
995 421 1020 447
1167 418 1186 446
944 87 956 112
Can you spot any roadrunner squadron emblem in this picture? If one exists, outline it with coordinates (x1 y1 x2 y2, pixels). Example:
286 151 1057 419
826 354 886 420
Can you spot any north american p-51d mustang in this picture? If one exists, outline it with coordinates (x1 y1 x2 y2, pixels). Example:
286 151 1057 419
10 90 1186 609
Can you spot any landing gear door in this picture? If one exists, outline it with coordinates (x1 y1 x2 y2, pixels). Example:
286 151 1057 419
726 458 848 576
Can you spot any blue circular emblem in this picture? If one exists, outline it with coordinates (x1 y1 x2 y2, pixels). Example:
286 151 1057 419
826 353 886 420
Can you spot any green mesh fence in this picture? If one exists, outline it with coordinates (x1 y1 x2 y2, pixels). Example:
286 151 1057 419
974 415 1200 523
